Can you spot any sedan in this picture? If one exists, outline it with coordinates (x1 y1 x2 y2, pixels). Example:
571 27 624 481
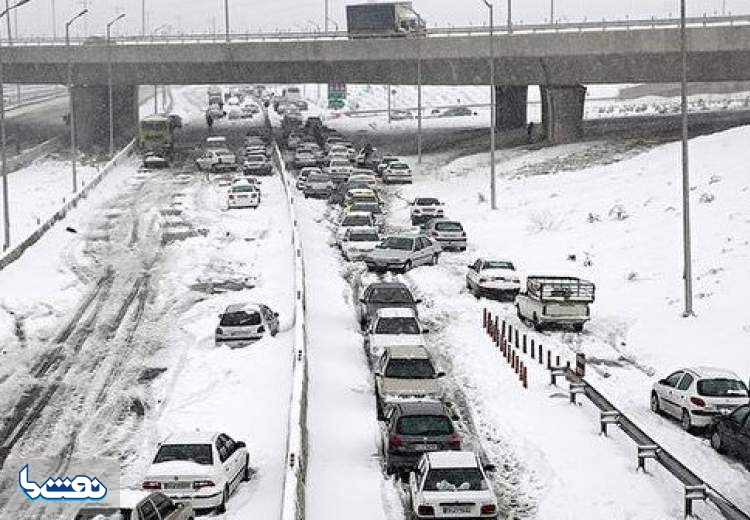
227 183 260 209
341 227 381 261
383 161 413 184
364 235 441 273
243 155 273 176
651 367 749 431
466 258 521 300
423 219 467 251
215 303 280 345
710 404 750 463
142 431 250 514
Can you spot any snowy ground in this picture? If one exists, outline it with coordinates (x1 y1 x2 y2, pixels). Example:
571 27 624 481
368 123 750 517
0 86 295 519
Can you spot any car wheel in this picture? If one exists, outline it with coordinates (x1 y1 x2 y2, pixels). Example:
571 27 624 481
242 456 252 482
572 323 584 333
431 253 439 266
681 409 693 432
216 486 228 514
650 393 661 414
403 261 412 273
376 395 385 421
532 313 542 332
710 431 724 453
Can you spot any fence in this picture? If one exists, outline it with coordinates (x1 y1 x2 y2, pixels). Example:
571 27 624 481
0 140 135 271
272 142 309 520
480 309 750 519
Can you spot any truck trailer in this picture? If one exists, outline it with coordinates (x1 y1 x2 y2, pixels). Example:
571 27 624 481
346 2 426 38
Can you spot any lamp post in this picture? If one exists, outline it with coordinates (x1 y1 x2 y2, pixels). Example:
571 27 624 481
107 13 125 158
0 0 31 251
224 0 229 41
66 8 87 195
480 0 496 210
679 0 693 317
141 0 145 36
50 0 56 38
507 0 512 33
4 0 20 105
151 23 167 114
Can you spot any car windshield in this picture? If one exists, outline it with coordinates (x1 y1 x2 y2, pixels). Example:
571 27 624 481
380 237 413 251
375 317 420 334
384 358 435 378
308 174 329 183
231 185 256 193
75 509 131 520
369 287 414 304
153 443 213 465
343 216 372 227
435 222 463 232
247 155 265 162
390 163 409 170
423 468 487 492
220 311 262 326
697 379 749 397
349 232 379 242
397 415 453 436
416 198 440 206
353 204 382 214
484 261 514 270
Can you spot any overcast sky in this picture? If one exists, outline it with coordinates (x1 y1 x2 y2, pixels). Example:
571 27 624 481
4 0 747 39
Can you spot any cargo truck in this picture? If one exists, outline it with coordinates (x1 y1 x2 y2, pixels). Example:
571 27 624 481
346 2 426 38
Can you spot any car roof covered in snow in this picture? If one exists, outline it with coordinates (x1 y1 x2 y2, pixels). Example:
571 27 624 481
377 307 417 319
685 367 743 380
160 430 219 445
343 211 373 219
395 399 448 416
224 303 262 314
427 451 480 469
385 344 430 359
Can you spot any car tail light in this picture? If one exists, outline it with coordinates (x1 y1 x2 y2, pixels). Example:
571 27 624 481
417 505 435 516
542 305 548 315
228 194 235 199
448 433 462 449
142 481 162 490
690 397 706 407
481 503 497 515
257 325 265 333
461 232 466 237
389 434 403 448
193 480 215 490
216 327 223 335
430 231 438 237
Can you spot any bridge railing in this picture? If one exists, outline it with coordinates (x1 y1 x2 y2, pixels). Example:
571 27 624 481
7 13 750 46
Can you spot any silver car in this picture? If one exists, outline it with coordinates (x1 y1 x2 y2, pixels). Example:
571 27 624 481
423 218 467 251
364 235 442 273
215 303 279 345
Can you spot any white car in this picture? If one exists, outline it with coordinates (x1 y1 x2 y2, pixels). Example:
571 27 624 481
297 167 321 190
364 307 428 354
341 226 380 261
408 451 498 520
383 161 413 184
651 367 750 431
196 148 237 172
142 431 250 514
215 303 280 344
75 490 194 520
423 219 467 251
410 197 445 225
377 155 400 175
227 182 260 209
466 258 521 300
348 173 378 188
336 211 377 244
374 344 445 417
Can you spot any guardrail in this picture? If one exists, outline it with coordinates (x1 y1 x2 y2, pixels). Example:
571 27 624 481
8 14 750 46
273 140 309 520
0 139 135 270
482 311 750 520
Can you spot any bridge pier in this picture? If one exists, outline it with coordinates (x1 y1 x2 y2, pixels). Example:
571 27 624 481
494 86 528 130
71 85 139 151
540 84 587 144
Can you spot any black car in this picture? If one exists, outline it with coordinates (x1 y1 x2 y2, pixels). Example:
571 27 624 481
357 282 421 331
711 404 750 463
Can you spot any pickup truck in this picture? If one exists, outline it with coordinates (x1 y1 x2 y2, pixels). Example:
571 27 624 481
196 148 237 172
515 276 595 332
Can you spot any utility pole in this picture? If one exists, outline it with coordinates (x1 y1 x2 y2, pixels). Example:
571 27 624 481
480 0 496 209
224 0 229 41
417 54 422 163
550 0 554 25
107 13 126 157
507 0 512 33
50 0 56 38
679 0 694 317
141 0 145 36
387 85 392 123
4 0 20 105
67 8 88 195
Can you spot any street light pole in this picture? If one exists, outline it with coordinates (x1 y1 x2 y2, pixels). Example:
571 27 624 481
224 0 229 41
680 0 693 317
151 23 167 114
550 0 554 25
0 0 30 250
141 0 145 36
507 0 512 33
66 8 87 195
107 13 125 158
50 0 56 38
481 0 496 209
417 52 422 163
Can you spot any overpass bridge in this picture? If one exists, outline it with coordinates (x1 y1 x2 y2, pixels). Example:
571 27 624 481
5 15 750 148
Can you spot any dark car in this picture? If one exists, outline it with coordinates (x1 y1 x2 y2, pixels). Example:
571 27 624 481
440 106 475 117
243 154 273 176
711 404 750 463
382 401 461 476
357 282 421 330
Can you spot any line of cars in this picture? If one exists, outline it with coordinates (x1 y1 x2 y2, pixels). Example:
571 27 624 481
286 123 501 519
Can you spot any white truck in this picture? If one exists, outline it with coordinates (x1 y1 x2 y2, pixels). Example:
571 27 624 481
515 276 595 332
196 148 237 172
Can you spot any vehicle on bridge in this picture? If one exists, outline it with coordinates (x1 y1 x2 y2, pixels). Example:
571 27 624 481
139 115 174 157
346 2 426 38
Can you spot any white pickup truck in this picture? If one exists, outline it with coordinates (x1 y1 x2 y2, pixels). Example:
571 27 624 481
515 276 595 332
196 148 237 172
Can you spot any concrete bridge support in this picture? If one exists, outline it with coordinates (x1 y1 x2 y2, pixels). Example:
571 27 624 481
540 84 587 144
71 85 139 151
494 86 528 130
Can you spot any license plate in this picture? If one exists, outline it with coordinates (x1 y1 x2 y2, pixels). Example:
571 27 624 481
163 481 190 489
414 443 439 451
443 505 472 514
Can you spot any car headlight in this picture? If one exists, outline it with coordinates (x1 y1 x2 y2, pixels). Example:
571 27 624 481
479 278 488 283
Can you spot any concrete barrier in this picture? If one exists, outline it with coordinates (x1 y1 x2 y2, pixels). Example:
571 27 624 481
0 140 136 271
